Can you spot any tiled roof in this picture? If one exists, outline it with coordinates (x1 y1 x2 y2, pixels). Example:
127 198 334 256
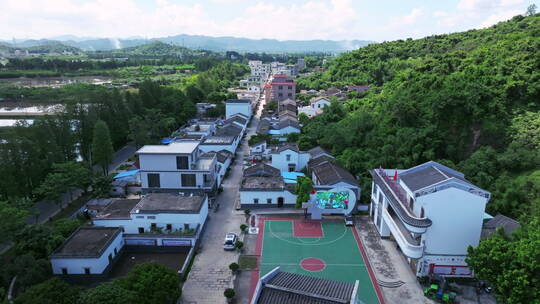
482 214 520 238
278 119 300 130
244 163 281 177
310 159 358 186
307 146 333 159
216 123 243 137
272 142 299 154
257 271 355 304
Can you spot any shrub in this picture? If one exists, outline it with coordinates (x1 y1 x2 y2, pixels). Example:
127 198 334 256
224 288 235 299
229 262 239 272
235 241 244 250
240 224 248 232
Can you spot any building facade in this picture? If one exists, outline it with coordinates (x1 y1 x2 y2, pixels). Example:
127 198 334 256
369 161 490 277
270 74 296 102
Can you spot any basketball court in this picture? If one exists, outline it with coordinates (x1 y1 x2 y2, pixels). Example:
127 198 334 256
251 217 384 304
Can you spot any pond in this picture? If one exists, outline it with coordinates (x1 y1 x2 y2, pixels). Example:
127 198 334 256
0 119 34 127
0 76 113 88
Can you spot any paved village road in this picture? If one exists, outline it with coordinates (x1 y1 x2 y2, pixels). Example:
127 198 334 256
180 102 262 304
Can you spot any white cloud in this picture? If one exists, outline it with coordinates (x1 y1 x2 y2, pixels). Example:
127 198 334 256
479 9 523 27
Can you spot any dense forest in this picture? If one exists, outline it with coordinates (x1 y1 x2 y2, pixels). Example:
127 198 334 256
297 14 540 302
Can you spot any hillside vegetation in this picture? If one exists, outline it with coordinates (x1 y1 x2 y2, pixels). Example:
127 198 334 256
298 14 540 220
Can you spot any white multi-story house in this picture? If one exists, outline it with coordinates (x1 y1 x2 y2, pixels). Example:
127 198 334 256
270 143 310 172
137 141 219 194
369 161 490 277
225 99 252 119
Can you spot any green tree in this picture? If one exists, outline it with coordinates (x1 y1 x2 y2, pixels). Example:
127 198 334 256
14 225 64 259
118 262 180 304
295 177 313 208
52 161 92 198
52 218 83 238
128 116 151 148
527 4 537 15
15 277 80 304
466 218 540 304
92 120 114 175
0 201 28 242
8 254 51 292
79 281 137 304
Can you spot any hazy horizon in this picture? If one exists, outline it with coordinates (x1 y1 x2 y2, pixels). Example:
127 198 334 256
1 0 538 42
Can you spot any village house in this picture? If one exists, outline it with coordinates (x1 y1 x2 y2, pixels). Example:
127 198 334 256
198 136 239 154
50 227 124 276
93 193 208 235
239 163 297 209
137 141 219 194
225 99 252 119
310 96 332 109
277 118 301 135
307 151 360 200
270 143 310 172
369 161 490 277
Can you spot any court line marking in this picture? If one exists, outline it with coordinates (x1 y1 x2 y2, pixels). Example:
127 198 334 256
293 220 326 238
267 220 348 246
261 263 367 267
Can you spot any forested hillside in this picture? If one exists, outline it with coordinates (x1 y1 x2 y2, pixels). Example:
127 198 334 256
297 14 540 221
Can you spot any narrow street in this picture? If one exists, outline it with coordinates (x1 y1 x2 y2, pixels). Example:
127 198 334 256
180 99 262 303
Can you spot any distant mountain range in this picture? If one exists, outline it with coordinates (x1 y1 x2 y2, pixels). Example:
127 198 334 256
2 34 374 53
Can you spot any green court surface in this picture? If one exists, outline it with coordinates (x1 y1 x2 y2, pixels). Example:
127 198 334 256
259 219 381 304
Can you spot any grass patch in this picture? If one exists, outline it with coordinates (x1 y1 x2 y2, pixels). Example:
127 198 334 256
181 252 197 282
238 255 257 270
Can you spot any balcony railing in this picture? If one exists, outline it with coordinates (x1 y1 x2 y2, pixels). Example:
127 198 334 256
382 208 424 259
372 169 432 229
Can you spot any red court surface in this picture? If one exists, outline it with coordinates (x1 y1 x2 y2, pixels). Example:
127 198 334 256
300 257 326 272
293 219 324 237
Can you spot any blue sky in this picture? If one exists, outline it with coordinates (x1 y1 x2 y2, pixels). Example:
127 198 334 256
0 0 537 42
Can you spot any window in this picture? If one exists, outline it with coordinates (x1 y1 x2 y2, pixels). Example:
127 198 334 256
61 268 68 275
166 224 172 231
114 248 118 255
409 197 414 210
184 224 190 230
84 268 91 275
147 216 156 219
267 198 272 204
288 86 292 90
287 93 292 97
278 93 283 97
148 173 160 188
286 154 291 161
138 227 144 233
420 207 425 218
254 198 259 204
181 174 196 187
318 104 321 108
176 156 189 169
136 216 144 219
278 85 283 89
204 174 211 183
151 223 157 231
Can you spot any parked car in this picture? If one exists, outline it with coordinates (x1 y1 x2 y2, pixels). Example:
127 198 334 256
223 233 238 250
344 216 354 226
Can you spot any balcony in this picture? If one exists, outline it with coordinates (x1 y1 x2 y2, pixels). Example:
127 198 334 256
371 169 432 231
382 208 424 259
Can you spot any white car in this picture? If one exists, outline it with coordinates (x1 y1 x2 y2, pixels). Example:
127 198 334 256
344 216 354 226
223 233 238 250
